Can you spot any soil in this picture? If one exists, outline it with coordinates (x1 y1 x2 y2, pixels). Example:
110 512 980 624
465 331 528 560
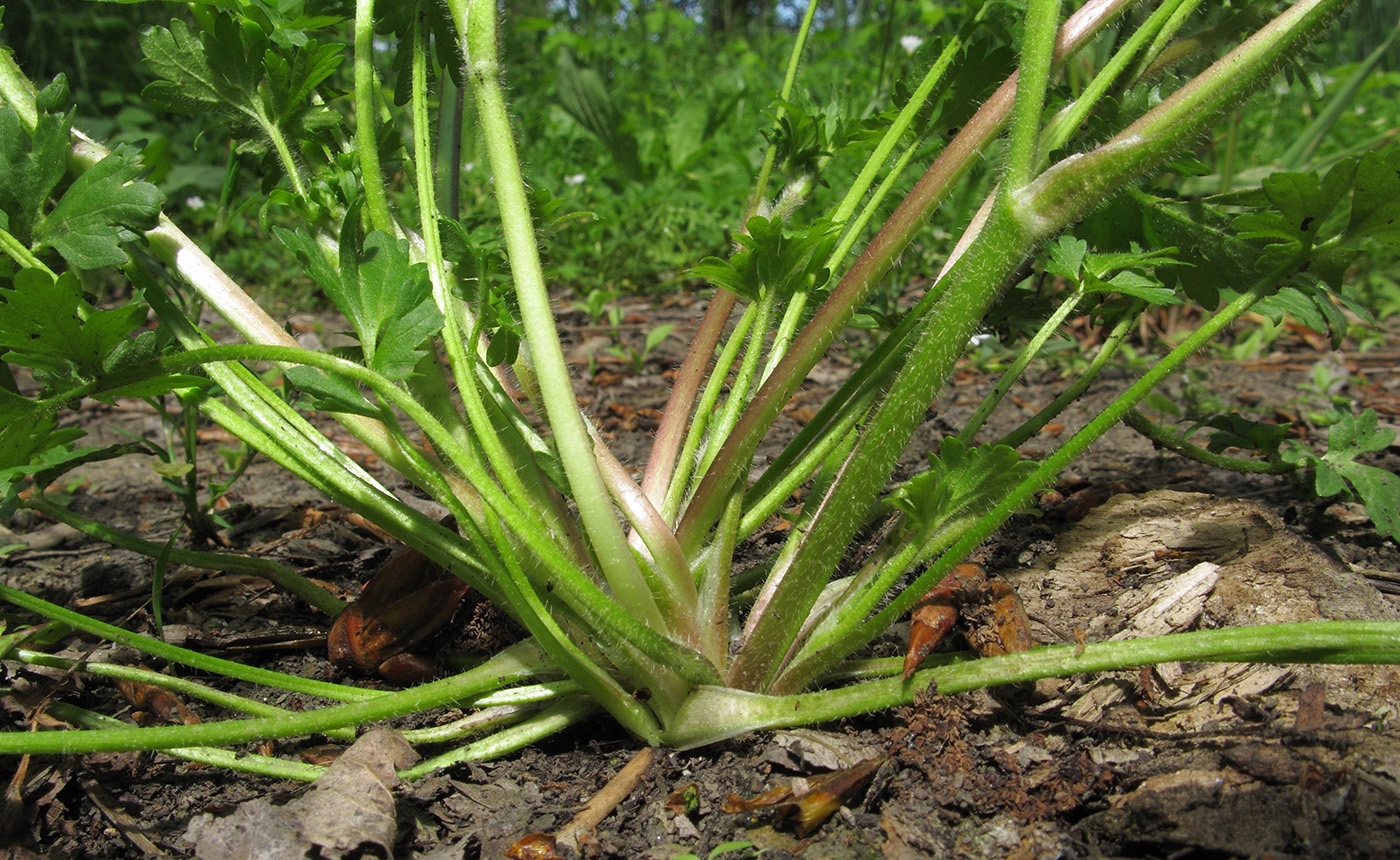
1 292 1398 859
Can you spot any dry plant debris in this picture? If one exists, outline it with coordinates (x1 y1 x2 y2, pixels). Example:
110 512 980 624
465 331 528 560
183 728 417 859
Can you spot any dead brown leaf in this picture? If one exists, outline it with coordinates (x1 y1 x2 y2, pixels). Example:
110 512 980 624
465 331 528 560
114 676 201 726
504 832 561 860
184 727 417 860
723 757 886 838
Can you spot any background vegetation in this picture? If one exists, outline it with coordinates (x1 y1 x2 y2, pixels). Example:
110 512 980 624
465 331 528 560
6 0 1395 320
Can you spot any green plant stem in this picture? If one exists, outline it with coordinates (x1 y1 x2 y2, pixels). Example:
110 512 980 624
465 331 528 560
130 259 421 508
663 621 1400 749
1122 408 1296 474
761 35 964 385
354 0 394 234
480 509 664 743
997 302 1141 449
1132 0 1205 82
15 649 361 734
0 224 51 273
0 636 552 755
139 342 705 690
1022 0 1352 235
148 342 715 687
779 263 1293 692
400 697 600 779
0 44 39 129
739 414 866 542
0 585 378 703
642 288 738 516
747 0 819 215
24 496 343 616
663 300 760 524
677 0 1134 554
649 16 957 518
730 201 1033 692
407 13 553 541
762 4 1357 690
957 284 1086 445
449 0 665 636
1005 0 1063 192
587 428 699 639
695 289 775 484
1038 0 1195 167
48 704 326 781
135 285 504 610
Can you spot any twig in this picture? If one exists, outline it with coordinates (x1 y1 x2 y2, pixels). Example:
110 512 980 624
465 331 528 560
79 777 172 858
555 746 656 852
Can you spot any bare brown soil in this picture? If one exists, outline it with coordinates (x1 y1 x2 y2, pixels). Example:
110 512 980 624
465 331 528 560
1 295 1397 859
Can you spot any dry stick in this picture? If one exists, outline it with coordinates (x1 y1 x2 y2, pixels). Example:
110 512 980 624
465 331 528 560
80 778 172 859
554 746 657 852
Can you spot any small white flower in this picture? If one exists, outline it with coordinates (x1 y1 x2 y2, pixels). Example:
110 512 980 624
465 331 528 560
900 34 923 54
564 173 586 186
968 333 993 348
185 195 206 210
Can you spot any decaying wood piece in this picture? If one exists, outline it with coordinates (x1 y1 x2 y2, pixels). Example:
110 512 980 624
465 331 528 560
1002 491 1400 728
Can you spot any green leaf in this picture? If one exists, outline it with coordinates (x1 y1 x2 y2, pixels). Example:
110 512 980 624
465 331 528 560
0 77 73 245
1043 236 1182 305
101 375 212 401
1282 409 1399 541
263 39 342 126
1343 144 1400 249
141 16 265 126
1235 160 1360 270
689 217 839 302
141 14 340 153
643 323 675 354
1204 413 1292 457
0 269 146 381
34 145 162 269
1043 236 1087 281
1086 270 1181 306
666 99 710 173
888 439 1038 540
276 225 441 383
0 438 132 519
354 231 442 381
1129 192 1256 309
1253 283 1348 347
555 49 643 182
282 366 378 417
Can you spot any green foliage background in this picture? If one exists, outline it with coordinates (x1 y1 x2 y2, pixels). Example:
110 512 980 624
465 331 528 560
3 0 1397 309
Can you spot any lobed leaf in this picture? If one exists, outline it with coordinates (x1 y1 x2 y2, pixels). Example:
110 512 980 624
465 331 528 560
1204 413 1292 457
0 270 146 382
142 17 264 124
1282 409 1400 541
888 439 1038 539
689 216 839 302
34 145 162 269
1343 144 1400 249
0 77 74 245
